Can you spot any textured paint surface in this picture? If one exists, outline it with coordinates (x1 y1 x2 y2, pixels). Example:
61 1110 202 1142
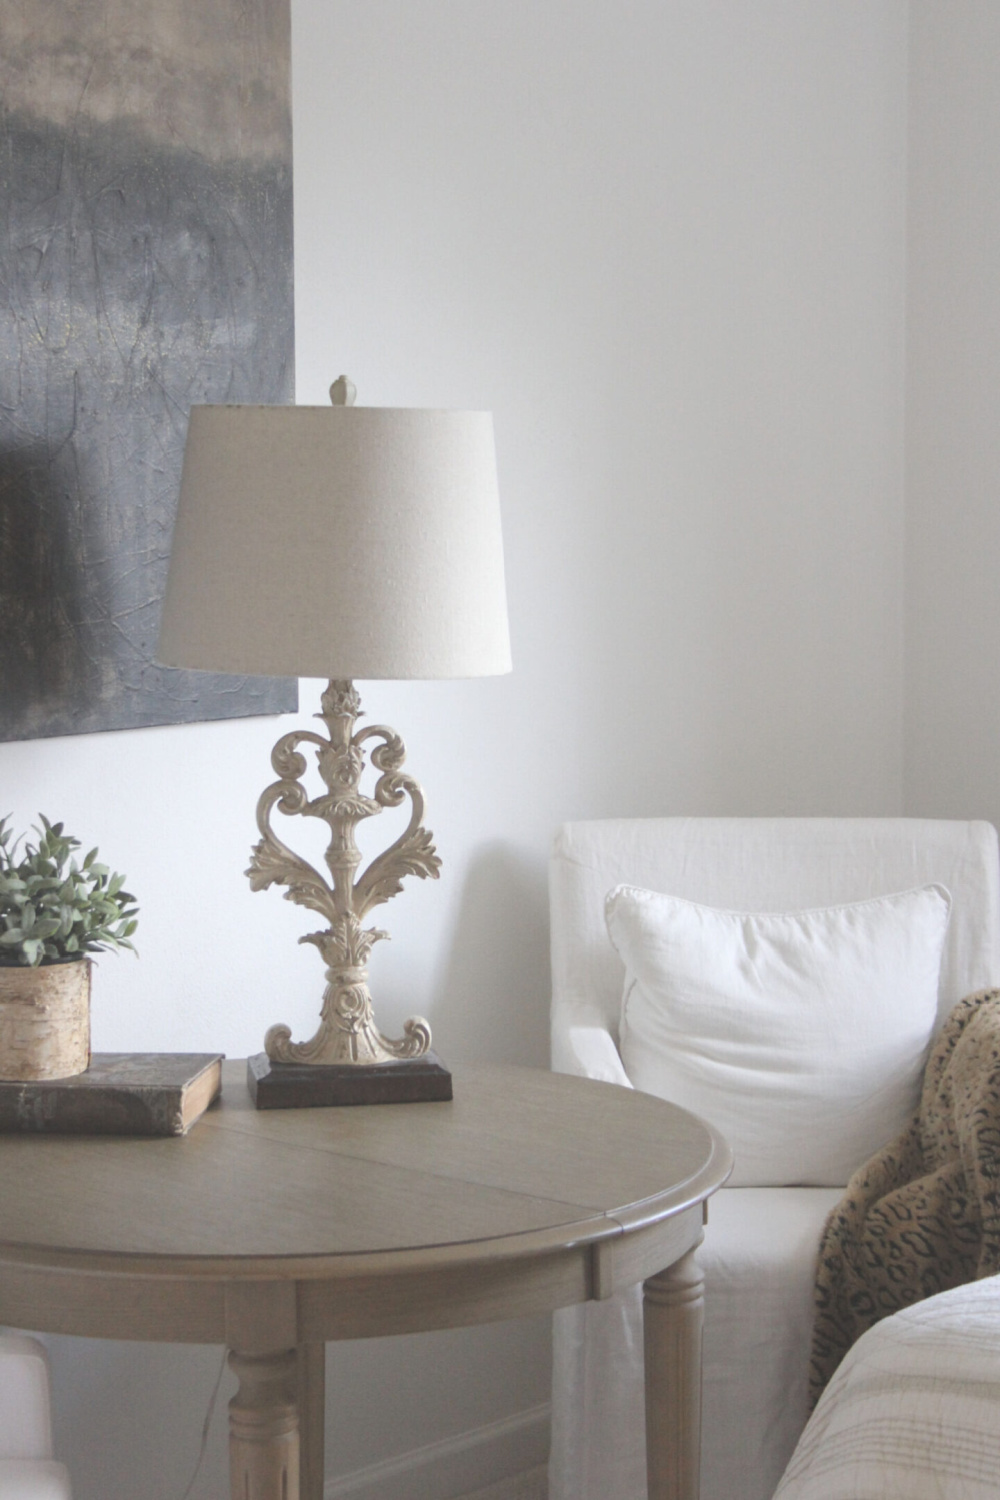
0 0 296 739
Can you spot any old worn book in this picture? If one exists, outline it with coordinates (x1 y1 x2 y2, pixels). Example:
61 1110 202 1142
0 1053 223 1136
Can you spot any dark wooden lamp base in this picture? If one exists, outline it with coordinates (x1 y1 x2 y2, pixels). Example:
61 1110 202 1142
246 1052 453 1109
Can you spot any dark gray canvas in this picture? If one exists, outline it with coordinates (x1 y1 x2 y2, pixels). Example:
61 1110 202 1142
0 0 297 739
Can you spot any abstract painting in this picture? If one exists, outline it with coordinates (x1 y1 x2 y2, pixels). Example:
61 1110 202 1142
0 0 297 739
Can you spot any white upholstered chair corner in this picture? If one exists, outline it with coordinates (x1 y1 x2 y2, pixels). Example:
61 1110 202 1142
547 817 1000 1500
0 1335 72 1500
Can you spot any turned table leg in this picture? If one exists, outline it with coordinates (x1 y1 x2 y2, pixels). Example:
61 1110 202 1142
643 1243 705 1500
228 1348 300 1500
297 1342 326 1500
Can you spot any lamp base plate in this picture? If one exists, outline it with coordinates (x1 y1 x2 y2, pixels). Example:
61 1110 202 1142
246 1052 453 1109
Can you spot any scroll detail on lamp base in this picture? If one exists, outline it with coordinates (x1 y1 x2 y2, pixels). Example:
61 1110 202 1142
245 678 452 1107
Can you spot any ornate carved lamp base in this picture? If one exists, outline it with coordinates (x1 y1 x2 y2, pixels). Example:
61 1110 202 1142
247 1052 453 1109
244 677 452 1110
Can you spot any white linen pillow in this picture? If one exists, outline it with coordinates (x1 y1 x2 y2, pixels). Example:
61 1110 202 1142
608 883 951 1187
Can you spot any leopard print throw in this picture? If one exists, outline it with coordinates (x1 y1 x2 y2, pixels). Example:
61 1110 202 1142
809 987 1000 1404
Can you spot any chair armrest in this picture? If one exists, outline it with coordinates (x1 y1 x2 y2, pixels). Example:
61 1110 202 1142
0 1459 72 1499
551 1002 633 1087
0 1336 54 1460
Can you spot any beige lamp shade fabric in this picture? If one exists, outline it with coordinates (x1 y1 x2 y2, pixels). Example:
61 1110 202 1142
157 404 512 679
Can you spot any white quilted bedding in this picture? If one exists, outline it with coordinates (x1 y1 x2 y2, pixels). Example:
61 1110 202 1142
774 1275 1000 1500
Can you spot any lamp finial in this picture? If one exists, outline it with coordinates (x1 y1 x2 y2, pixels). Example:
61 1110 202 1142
329 375 357 407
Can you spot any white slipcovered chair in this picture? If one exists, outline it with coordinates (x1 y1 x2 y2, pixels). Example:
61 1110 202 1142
0 1336 72 1500
547 817 1000 1500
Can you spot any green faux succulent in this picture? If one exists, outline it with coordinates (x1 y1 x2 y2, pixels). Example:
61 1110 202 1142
0 816 139 967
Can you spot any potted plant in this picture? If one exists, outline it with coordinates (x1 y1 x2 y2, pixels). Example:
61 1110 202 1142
0 817 138 1081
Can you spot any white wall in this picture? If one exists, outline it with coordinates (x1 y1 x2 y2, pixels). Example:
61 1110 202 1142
903 2 1000 827
1 4 912 1496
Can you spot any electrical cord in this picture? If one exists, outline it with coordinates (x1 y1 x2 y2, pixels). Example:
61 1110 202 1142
179 1347 228 1499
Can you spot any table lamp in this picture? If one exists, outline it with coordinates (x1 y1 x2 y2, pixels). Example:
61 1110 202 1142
157 378 511 1107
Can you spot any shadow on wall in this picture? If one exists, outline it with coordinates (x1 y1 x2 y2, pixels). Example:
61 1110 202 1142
432 842 552 1069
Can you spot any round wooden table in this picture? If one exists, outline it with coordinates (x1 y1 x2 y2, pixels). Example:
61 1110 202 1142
0 1061 731 1500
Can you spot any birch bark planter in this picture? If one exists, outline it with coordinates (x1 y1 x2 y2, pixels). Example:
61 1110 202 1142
0 960 91 1080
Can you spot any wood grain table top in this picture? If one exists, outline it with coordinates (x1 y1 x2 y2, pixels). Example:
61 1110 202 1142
0 1061 730 1276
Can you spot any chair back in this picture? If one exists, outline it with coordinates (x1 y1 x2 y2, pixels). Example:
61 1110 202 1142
550 817 1000 1043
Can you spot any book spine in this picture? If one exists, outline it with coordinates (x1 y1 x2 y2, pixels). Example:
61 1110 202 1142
0 1086 187 1136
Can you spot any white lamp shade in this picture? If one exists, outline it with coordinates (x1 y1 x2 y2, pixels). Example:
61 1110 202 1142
157 404 512 679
